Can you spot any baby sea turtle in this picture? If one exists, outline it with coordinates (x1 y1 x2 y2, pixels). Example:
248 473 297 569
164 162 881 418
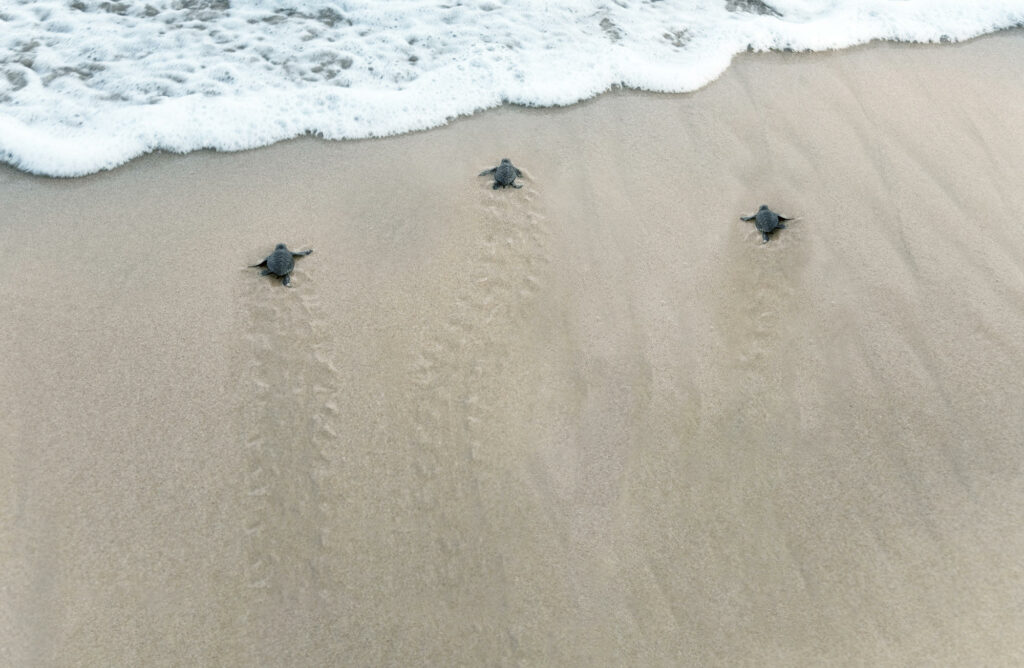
479 158 524 189
740 205 793 244
250 243 313 287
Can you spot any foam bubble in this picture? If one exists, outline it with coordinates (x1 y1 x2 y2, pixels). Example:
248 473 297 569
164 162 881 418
1 0 1022 176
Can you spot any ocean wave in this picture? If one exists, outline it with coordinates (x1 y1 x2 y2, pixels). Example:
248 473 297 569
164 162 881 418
1 0 1022 176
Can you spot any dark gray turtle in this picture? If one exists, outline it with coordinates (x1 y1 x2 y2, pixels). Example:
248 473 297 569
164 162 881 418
250 243 313 287
740 205 793 244
479 158 523 189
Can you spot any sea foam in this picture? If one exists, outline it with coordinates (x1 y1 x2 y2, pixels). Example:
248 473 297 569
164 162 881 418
1 0 1022 176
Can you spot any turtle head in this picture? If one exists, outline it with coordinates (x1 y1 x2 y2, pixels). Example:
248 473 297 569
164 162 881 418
759 204 769 211
500 158 511 164
275 243 288 251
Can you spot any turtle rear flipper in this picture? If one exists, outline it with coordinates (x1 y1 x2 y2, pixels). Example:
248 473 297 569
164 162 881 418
282 274 292 287
260 268 272 276
776 223 787 229
762 232 771 243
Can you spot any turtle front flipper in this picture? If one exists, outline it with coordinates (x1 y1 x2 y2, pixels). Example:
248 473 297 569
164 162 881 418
514 168 523 177
291 249 313 257
740 215 755 222
479 168 497 176
250 257 269 268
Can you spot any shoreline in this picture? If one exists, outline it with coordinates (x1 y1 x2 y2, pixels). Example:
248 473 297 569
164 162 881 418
3 30 1024 666
2 27 1022 181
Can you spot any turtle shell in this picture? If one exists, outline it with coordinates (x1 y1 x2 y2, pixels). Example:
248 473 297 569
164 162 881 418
266 247 295 276
495 161 517 185
754 209 781 234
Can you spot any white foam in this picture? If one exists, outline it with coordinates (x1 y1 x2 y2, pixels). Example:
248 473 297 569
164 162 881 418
1 0 1022 176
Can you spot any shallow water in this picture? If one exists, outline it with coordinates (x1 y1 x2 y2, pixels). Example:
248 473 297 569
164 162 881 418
2 0 1023 175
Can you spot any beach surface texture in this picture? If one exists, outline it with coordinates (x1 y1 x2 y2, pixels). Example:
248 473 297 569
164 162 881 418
3 30 1024 666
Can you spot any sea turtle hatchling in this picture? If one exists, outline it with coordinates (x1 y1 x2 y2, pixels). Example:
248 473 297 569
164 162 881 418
250 243 313 287
479 158 524 189
740 205 794 244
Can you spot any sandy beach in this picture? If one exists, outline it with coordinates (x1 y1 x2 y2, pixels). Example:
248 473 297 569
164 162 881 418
3 30 1024 666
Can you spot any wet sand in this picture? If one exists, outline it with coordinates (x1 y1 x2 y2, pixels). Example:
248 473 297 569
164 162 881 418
2 30 1023 666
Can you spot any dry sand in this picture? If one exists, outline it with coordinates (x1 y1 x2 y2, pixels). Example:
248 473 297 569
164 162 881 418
3 30 1024 667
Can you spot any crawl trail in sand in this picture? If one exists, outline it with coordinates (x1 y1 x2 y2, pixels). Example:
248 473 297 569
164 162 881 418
239 266 344 644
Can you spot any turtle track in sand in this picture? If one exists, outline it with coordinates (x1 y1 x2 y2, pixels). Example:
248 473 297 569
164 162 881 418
410 185 549 455
404 185 551 574
238 264 343 621
705 219 811 438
